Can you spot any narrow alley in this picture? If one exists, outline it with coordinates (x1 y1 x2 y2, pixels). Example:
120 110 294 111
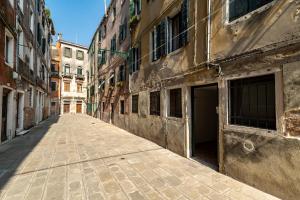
0 115 278 200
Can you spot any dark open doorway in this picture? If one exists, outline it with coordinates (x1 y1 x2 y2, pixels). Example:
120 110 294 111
1 89 10 142
192 84 219 169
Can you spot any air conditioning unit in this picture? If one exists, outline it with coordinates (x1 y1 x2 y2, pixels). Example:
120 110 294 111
13 72 21 80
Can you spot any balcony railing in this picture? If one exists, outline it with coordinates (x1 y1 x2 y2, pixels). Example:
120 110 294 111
62 72 73 78
51 71 60 77
36 76 47 90
18 58 35 83
75 74 85 80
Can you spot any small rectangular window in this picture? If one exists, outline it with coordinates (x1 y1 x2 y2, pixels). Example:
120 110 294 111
169 88 182 118
110 35 117 55
229 74 276 130
64 47 72 58
5 32 14 66
76 50 84 60
51 82 57 91
120 100 125 114
64 82 70 92
229 0 273 22
64 65 70 74
132 95 139 114
118 65 125 82
77 83 82 92
150 91 160 116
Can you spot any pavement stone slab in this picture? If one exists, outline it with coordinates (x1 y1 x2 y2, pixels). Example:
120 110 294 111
0 115 280 200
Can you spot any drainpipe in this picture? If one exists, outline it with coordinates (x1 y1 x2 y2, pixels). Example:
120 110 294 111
207 0 212 64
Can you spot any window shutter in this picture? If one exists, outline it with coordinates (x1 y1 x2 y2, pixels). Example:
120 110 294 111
130 0 135 17
156 24 161 59
137 43 141 70
119 25 122 44
129 48 133 74
160 20 167 57
180 0 188 46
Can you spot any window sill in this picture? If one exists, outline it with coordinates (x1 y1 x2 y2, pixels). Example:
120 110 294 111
166 116 183 122
167 46 184 57
225 1 276 26
224 124 277 137
5 62 13 68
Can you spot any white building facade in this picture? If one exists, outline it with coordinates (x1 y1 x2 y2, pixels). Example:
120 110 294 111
60 41 88 114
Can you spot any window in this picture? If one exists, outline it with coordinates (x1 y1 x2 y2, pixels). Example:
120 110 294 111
110 35 117 55
119 19 127 44
18 28 24 59
64 82 70 92
28 86 34 107
98 50 106 65
169 88 182 118
18 0 24 12
169 0 188 52
99 79 105 91
112 7 116 22
130 44 141 73
76 50 84 60
132 95 139 114
51 64 56 72
8 0 14 7
30 8 34 32
229 75 276 130
29 47 34 71
51 82 57 91
229 0 273 22
77 67 83 75
5 29 14 67
77 83 82 92
120 100 125 114
64 47 72 58
170 13 180 51
109 71 115 86
130 0 141 16
51 102 56 106
102 25 107 39
118 65 125 82
64 64 70 74
102 102 105 112
151 21 167 61
150 91 160 116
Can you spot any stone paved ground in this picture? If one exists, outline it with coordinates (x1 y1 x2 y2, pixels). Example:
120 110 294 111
0 114 279 200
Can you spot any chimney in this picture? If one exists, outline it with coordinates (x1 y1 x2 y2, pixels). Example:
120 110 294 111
58 33 62 41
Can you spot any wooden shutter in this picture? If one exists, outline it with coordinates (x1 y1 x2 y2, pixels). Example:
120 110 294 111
160 20 167 57
180 0 188 46
156 24 161 59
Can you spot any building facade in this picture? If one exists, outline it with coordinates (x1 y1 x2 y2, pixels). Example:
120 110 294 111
88 0 130 123
87 0 300 199
59 40 88 114
0 0 54 144
50 43 61 115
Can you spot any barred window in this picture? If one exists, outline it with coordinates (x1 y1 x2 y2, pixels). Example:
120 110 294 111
169 88 182 118
132 95 139 114
150 91 160 116
230 74 276 130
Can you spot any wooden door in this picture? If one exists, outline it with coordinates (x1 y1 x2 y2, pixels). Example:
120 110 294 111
63 104 70 113
76 103 82 113
1 89 9 142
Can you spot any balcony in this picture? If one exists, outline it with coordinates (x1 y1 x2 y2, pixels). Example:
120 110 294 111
36 77 47 90
75 74 85 80
62 72 73 79
51 71 60 77
18 58 35 83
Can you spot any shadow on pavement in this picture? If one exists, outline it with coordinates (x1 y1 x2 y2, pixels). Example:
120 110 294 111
0 115 60 191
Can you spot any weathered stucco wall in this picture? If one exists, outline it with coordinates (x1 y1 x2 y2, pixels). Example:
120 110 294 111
223 130 300 200
211 0 300 60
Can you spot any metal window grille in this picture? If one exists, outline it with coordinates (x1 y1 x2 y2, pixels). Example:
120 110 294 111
230 74 276 130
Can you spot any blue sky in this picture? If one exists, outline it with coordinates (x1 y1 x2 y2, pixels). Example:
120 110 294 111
46 0 109 47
